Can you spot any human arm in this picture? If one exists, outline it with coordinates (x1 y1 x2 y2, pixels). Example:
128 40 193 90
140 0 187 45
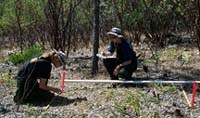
113 60 132 76
102 41 115 56
39 79 62 94
113 43 136 75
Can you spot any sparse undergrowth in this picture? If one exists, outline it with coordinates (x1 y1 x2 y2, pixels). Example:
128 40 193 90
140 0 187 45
0 72 15 87
1 45 200 117
8 44 42 64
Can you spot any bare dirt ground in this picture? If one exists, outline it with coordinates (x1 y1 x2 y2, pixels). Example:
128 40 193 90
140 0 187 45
1 44 200 118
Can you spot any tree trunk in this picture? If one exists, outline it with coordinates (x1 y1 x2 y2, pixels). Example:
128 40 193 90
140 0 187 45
92 0 100 75
15 0 23 53
196 0 200 54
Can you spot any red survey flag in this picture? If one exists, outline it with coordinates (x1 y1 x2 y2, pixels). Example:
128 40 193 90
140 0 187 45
191 81 198 108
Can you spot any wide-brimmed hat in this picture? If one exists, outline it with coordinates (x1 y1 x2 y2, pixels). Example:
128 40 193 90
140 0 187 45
107 27 123 38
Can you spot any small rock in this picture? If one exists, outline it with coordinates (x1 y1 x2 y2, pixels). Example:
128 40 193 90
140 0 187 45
172 102 177 107
73 102 77 106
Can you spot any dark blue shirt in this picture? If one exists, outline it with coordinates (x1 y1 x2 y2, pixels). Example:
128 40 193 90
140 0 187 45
108 39 136 62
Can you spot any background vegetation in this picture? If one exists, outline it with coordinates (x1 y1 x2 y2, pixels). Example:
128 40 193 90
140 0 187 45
0 0 199 70
8 44 42 64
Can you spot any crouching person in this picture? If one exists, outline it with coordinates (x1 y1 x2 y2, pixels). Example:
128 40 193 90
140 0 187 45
103 27 137 80
14 50 66 104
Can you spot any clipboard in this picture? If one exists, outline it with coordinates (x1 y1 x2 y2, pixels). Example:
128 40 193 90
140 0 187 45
96 54 116 59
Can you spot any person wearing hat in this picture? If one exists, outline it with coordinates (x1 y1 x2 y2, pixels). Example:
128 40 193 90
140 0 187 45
102 27 137 80
13 50 66 104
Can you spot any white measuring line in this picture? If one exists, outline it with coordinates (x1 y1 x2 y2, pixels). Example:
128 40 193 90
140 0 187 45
64 80 200 84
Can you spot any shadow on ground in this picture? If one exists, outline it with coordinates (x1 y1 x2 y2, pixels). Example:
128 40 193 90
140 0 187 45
27 96 87 107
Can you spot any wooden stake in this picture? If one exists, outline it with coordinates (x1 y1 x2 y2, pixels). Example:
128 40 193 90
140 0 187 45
182 90 192 108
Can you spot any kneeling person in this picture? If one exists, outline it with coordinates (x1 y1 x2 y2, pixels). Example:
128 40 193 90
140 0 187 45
14 50 66 104
103 27 137 80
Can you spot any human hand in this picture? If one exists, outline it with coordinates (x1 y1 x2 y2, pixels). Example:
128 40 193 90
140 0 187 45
54 88 62 94
102 51 111 56
113 67 119 76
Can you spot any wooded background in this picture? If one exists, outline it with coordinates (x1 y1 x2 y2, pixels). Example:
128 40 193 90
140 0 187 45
0 0 200 73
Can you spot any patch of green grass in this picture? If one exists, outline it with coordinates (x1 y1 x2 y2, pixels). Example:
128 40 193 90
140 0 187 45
8 53 24 64
153 112 160 118
160 85 178 94
124 92 141 113
149 83 178 94
180 52 192 64
100 90 114 101
0 72 15 87
159 48 179 62
0 58 4 63
8 44 42 64
114 91 143 116
148 83 162 90
144 58 154 64
114 102 127 117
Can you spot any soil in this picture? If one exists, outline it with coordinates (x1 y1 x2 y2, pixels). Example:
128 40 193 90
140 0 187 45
0 44 200 118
